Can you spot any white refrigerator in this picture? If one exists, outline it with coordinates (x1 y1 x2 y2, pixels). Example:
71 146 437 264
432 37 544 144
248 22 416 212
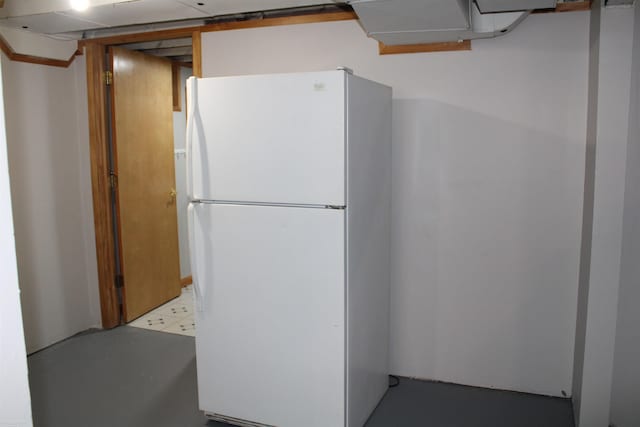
186 69 392 427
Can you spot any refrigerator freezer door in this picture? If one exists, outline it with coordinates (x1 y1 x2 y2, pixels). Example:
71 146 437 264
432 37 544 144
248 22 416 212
190 203 346 427
187 71 345 205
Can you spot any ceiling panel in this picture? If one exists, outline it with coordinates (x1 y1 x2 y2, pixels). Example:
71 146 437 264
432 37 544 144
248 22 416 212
0 0 133 19
175 0 323 16
475 0 556 12
351 0 470 33
59 0 208 28
0 0 331 36
2 12 107 33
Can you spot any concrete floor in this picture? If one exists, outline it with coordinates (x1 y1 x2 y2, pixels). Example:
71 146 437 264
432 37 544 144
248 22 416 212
28 327 575 427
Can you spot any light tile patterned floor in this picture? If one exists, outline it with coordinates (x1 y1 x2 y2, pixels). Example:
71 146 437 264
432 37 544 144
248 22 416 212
127 285 195 336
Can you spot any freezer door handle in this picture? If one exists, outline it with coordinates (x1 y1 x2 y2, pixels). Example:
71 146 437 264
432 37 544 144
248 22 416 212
187 203 205 312
186 76 198 202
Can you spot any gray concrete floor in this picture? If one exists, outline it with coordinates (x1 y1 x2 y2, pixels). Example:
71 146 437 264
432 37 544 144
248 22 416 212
28 327 575 427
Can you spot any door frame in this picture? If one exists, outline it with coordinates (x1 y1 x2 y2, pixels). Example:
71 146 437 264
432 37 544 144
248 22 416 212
84 30 203 328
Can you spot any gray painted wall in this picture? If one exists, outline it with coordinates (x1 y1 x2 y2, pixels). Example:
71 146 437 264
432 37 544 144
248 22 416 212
572 0 601 421
572 4 636 427
610 2 640 426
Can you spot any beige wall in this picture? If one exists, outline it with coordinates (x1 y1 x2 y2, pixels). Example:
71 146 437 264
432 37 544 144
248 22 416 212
1 53 100 353
202 12 589 397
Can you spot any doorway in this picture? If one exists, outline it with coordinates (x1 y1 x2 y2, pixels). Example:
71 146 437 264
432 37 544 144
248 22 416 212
84 30 202 329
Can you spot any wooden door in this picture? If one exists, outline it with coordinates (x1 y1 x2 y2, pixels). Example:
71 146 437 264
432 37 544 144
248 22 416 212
110 46 181 322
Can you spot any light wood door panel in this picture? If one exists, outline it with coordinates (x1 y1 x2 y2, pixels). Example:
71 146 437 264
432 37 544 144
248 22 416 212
110 46 181 322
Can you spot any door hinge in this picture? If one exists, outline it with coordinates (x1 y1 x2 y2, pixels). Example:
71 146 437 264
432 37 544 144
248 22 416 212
109 174 117 189
103 70 113 86
115 274 124 289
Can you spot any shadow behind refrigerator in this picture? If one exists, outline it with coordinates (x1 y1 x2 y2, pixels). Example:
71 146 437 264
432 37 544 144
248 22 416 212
186 69 392 427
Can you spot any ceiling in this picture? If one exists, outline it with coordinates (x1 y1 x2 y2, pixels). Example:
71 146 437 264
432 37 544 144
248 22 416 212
0 0 601 57
0 0 595 42
0 0 340 39
0 1 354 64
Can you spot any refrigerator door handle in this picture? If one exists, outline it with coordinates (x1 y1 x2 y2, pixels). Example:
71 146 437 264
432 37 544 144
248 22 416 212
187 203 205 312
186 76 198 202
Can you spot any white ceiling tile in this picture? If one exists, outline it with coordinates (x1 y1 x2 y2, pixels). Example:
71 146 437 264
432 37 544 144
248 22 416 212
4 12 107 33
0 0 328 35
351 0 470 33
59 0 208 28
175 0 321 16
0 1 126 19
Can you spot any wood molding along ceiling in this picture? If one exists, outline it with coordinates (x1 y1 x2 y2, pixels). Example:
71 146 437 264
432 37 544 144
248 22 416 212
200 10 357 32
0 33 80 67
379 40 472 55
76 11 357 48
533 0 592 13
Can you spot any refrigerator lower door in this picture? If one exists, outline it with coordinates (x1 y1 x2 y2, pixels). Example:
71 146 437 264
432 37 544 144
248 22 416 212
190 203 346 427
